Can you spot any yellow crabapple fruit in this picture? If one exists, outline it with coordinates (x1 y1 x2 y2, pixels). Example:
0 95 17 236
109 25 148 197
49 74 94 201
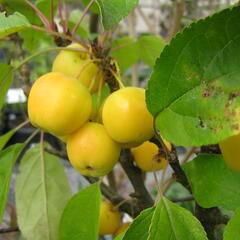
131 140 171 172
67 122 121 177
99 200 121 235
102 87 154 144
28 72 92 136
52 43 103 93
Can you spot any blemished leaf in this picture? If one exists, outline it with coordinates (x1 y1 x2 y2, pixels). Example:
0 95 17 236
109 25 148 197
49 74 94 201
59 182 101 240
148 197 207 240
0 64 13 110
16 145 72 240
183 154 240 210
138 35 166 67
0 12 31 37
111 37 139 73
123 207 155 240
96 0 138 30
146 6 240 147
223 208 240 240
0 144 24 223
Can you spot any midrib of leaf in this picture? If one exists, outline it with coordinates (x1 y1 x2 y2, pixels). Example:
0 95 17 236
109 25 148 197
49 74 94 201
162 198 178 240
40 141 50 240
156 34 240 119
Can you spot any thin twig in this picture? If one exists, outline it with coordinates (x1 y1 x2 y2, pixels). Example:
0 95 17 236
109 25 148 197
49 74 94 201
31 25 89 49
50 0 55 30
72 0 95 35
181 147 196 163
0 226 19 234
24 0 52 30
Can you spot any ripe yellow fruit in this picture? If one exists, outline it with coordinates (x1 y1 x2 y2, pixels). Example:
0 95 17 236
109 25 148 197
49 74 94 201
114 222 131 236
102 87 154 143
67 122 121 177
99 201 121 235
28 72 92 136
131 140 171 172
52 43 103 93
219 133 240 171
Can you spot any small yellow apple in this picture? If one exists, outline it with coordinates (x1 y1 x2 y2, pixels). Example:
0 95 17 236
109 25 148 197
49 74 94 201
102 87 154 143
99 200 121 235
28 72 92 136
114 222 131 236
67 122 121 177
131 140 171 172
219 133 240 171
52 43 103 93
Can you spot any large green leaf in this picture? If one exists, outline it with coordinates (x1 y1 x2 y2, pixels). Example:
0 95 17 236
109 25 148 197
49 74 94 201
146 6 240 146
123 207 155 240
111 37 139 73
0 64 13 110
0 12 31 37
59 182 101 240
183 154 240 210
0 144 23 223
148 197 207 240
96 0 138 30
223 208 240 240
16 145 72 240
138 35 166 67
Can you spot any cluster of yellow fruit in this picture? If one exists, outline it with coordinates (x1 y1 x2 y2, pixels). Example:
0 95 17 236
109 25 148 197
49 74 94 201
99 200 131 236
27 43 170 177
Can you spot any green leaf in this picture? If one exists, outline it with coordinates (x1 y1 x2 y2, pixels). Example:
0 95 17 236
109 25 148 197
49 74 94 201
16 145 72 240
59 182 101 240
111 37 139 73
123 207 155 240
82 0 100 14
0 121 29 150
138 35 166 67
0 0 38 25
148 197 207 240
0 64 13 110
224 208 240 240
0 130 15 151
96 0 138 30
0 12 31 37
114 232 125 240
146 6 240 146
0 144 24 223
183 154 240 210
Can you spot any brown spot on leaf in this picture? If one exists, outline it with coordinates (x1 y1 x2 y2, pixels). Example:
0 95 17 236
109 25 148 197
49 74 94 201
231 124 240 131
202 88 212 98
